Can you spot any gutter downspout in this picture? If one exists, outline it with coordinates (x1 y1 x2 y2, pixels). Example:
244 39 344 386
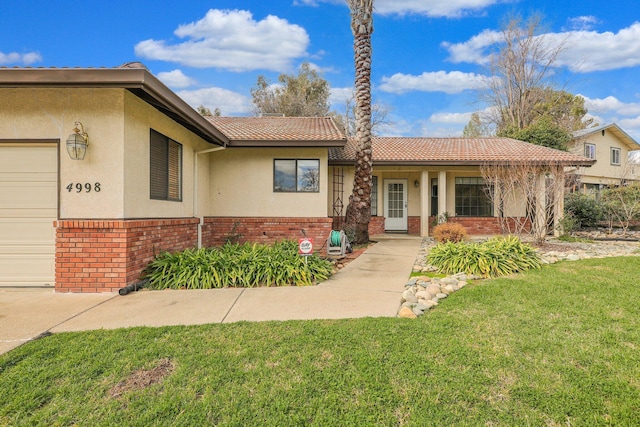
194 145 226 249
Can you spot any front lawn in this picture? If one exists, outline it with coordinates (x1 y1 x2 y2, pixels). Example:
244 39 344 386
2 257 640 425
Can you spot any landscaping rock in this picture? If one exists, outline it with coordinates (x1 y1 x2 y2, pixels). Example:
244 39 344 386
398 306 417 318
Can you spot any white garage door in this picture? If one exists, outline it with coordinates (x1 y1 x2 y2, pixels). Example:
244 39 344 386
0 144 57 287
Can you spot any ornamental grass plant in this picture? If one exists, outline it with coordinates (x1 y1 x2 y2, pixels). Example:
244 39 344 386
144 240 334 289
426 235 542 277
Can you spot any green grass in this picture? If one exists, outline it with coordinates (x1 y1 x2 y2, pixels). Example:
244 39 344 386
2 257 640 426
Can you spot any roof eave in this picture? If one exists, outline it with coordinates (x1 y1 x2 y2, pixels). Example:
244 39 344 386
0 68 229 146
227 139 347 148
329 159 596 167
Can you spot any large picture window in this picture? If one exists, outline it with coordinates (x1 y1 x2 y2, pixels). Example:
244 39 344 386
150 129 182 201
455 177 493 217
274 159 320 192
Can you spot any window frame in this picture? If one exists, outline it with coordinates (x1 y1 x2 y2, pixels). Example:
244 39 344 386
454 177 493 217
273 159 320 193
371 175 378 216
610 147 621 166
150 129 183 202
584 143 596 159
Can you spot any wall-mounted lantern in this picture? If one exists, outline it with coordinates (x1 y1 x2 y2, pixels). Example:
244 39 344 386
66 121 89 160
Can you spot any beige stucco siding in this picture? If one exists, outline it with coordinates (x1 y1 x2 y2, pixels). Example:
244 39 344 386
571 131 633 185
1 88 126 218
209 147 328 217
1 88 217 220
122 91 212 218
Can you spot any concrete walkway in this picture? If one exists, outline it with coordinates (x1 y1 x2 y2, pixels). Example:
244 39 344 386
0 235 422 355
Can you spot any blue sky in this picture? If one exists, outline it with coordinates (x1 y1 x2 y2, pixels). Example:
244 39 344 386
2 0 640 141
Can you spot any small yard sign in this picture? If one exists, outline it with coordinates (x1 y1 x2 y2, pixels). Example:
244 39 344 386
298 238 313 256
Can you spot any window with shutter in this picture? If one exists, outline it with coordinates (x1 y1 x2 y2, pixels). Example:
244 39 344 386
150 129 182 201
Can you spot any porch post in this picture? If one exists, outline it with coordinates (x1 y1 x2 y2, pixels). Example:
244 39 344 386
420 170 430 236
534 172 547 240
438 170 447 219
553 168 565 237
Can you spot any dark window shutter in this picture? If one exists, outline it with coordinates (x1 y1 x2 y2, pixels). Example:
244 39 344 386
167 139 182 201
150 130 168 200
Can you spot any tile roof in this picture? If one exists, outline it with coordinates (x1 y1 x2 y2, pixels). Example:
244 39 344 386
329 137 595 166
206 116 346 147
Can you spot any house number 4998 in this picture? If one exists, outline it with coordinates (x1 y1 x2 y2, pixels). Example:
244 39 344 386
66 182 101 193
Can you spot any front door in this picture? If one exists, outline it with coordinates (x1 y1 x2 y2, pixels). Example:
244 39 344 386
384 179 408 231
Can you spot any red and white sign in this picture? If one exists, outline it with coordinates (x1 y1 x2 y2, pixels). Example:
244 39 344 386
298 238 313 256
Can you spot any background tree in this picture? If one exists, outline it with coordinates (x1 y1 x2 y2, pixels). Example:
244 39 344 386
480 14 566 132
197 105 213 116
250 63 330 117
344 0 374 244
498 116 571 150
463 112 491 137
330 92 392 136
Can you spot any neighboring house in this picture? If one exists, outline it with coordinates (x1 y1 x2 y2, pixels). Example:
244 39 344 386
0 65 593 293
568 123 640 193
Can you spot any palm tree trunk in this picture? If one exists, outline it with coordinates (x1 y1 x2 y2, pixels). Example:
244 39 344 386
345 0 374 244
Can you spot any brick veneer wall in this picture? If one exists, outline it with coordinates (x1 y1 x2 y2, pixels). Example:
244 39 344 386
54 218 199 293
428 217 531 235
408 216 421 235
368 216 385 235
202 217 334 251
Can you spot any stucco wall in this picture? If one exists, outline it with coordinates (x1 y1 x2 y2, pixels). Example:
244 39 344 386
122 91 213 218
208 147 329 217
0 88 216 220
1 87 126 218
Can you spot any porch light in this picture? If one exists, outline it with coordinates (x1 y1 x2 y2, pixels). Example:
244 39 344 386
66 121 89 160
414 179 420 188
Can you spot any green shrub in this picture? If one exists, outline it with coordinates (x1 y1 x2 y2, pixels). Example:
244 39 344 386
564 192 604 228
426 235 542 277
432 222 467 243
144 241 334 290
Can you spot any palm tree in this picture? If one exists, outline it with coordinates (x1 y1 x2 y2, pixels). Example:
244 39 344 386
344 0 374 244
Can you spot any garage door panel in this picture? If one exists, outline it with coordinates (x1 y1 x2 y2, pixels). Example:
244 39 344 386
0 218 56 246
0 181 58 209
0 147 57 172
0 145 57 287
0 255 55 286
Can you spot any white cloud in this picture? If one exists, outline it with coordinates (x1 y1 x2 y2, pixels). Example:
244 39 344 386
375 0 502 18
177 87 251 115
582 95 640 117
441 29 498 64
0 51 42 65
429 111 473 124
556 23 640 72
564 16 599 32
135 9 309 72
380 70 486 94
443 22 640 73
329 87 354 108
157 70 197 88
295 0 502 18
